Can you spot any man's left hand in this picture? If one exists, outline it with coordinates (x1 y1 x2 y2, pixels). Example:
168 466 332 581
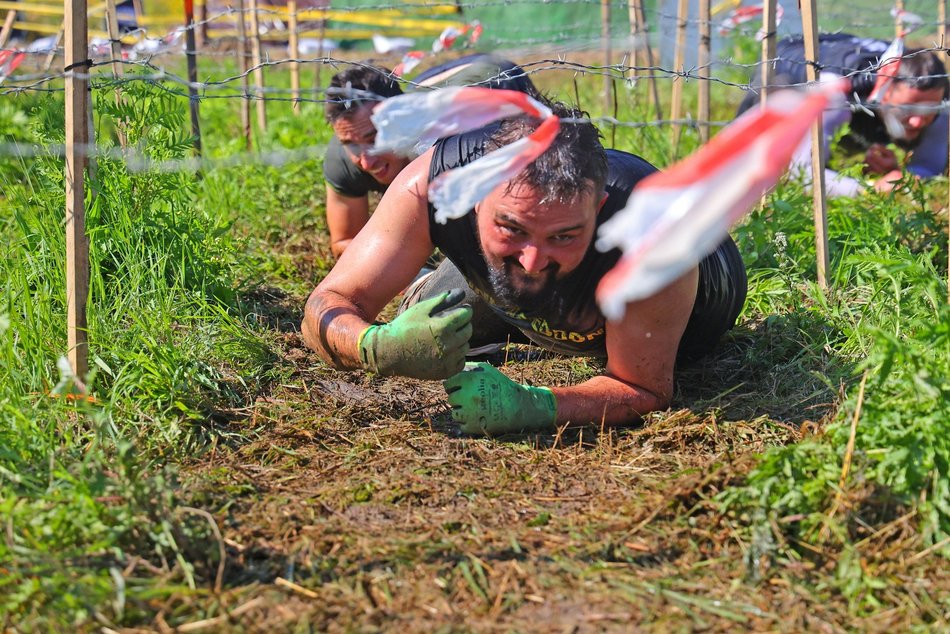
443 362 557 436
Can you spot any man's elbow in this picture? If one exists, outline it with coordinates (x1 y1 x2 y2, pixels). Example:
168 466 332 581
330 238 351 259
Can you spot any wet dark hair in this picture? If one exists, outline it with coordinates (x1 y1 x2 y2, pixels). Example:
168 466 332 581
893 49 950 98
486 100 608 202
325 65 403 123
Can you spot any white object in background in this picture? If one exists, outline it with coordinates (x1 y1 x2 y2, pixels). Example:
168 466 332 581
372 33 415 55
298 38 339 55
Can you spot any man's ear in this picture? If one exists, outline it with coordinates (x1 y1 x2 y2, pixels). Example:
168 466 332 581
596 191 609 214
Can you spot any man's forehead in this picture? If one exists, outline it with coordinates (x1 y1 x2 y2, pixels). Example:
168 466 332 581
887 83 945 105
333 106 377 141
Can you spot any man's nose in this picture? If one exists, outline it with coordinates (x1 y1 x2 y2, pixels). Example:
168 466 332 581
518 244 550 274
356 150 380 171
906 114 930 130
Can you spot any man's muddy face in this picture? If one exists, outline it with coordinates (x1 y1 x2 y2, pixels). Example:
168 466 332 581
879 83 944 142
475 180 600 310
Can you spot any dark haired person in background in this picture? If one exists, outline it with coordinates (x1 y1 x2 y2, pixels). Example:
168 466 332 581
303 102 746 436
737 33 949 197
323 55 537 257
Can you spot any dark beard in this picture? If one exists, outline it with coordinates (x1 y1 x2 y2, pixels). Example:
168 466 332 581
487 258 559 313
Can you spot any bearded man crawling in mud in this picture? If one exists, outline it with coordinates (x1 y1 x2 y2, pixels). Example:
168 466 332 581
302 101 747 436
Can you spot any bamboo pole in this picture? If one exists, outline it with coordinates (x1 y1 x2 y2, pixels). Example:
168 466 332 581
195 0 205 48
669 0 689 158
635 1 662 123
627 0 640 77
183 0 201 155
0 10 16 48
65 0 89 379
697 0 710 143
759 0 777 106
42 23 63 72
601 0 612 117
943 0 949 303
249 0 266 133
894 0 904 38
315 6 326 100
104 0 126 148
941 0 947 50
800 0 829 289
289 0 300 114
236 0 251 149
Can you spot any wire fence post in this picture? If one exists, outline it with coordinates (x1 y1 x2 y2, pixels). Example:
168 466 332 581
941 0 948 49
894 0 904 38
65 0 90 380
43 24 64 72
697 0 710 144
236 0 252 149
249 0 267 133
669 0 689 158
0 10 16 48
184 0 202 155
196 0 207 48
800 0 829 290
636 1 662 123
105 0 127 148
601 0 612 117
758 0 778 212
759 0 777 106
315 6 327 100
289 0 300 115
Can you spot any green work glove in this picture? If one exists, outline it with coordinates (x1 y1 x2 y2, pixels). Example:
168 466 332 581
357 289 472 380
444 362 557 436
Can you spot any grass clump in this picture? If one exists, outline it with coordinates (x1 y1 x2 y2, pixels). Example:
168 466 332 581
0 80 275 628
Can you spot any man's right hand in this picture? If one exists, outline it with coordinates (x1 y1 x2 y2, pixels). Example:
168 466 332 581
865 144 899 175
357 289 472 380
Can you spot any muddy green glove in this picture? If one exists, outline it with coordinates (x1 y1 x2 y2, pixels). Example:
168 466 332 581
444 362 557 436
357 289 472 380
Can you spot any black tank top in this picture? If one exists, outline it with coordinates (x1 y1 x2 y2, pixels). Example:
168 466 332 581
427 128 658 355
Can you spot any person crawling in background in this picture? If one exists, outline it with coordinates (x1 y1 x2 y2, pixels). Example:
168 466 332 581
322 55 538 257
736 33 949 197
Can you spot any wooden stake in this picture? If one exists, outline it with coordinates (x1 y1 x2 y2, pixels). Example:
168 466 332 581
627 0 640 77
669 0 689 158
759 0 778 106
236 0 251 149
183 0 202 155
315 7 326 100
195 0 206 48
601 0 612 117
937 0 950 304
0 10 16 48
43 24 64 72
635 1 662 123
65 0 89 380
249 0 266 132
289 0 300 114
941 0 949 303
104 0 126 148
894 0 904 39
697 0 710 143
758 0 778 211
800 0 829 289
941 0 947 51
